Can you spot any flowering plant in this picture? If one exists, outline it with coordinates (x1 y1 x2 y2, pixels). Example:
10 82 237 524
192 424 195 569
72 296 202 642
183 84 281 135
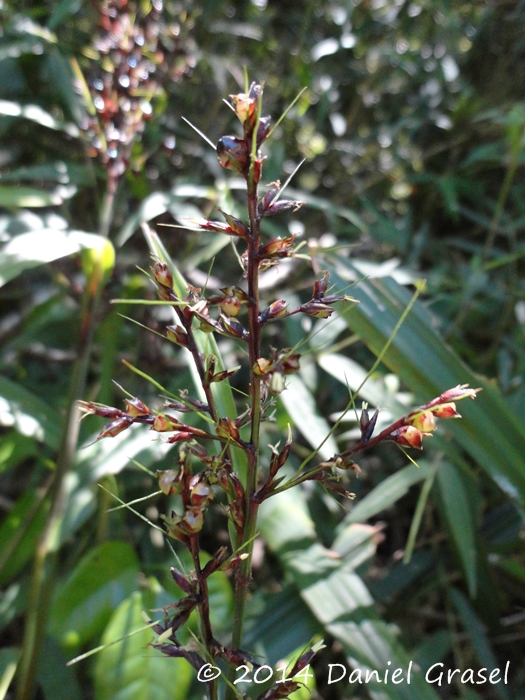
79 82 480 700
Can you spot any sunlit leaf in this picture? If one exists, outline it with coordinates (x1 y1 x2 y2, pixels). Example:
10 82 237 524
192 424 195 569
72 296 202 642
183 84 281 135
258 490 442 700
0 229 112 287
0 376 61 448
279 374 339 461
0 186 76 208
0 100 79 136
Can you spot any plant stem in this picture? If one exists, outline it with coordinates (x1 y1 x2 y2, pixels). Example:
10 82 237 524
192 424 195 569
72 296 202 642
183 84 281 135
16 268 104 700
226 167 262 699
178 308 242 541
189 537 218 700
270 416 415 497
99 189 116 239
482 124 524 260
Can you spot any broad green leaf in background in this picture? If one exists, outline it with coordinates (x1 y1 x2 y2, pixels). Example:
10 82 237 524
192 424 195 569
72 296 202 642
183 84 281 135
49 541 140 649
318 352 412 423
258 487 317 554
279 374 339 461
37 638 83 700
74 425 173 482
94 588 192 700
286 187 368 234
47 0 83 31
258 490 442 700
328 263 525 507
342 462 433 526
244 586 320 667
0 162 89 185
206 568 234 633
82 238 116 291
331 522 382 570
0 229 114 288
370 551 436 604
411 629 452 676
0 431 38 476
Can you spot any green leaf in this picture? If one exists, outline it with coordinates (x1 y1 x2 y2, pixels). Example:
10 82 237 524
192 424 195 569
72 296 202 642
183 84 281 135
117 185 215 246
279 374 339 461
0 376 61 448
258 490 442 700
75 425 172 482
142 227 247 481
286 186 369 234
207 569 233 633
258 489 317 554
0 647 19 700
244 586 320 666
449 588 510 700
342 462 432 525
0 162 90 184
411 629 452 675
0 186 74 208
436 461 477 597
94 589 192 700
38 637 83 700
49 541 140 649
47 0 83 31
0 229 113 288
318 352 410 420
0 491 49 587
81 237 116 291
0 100 79 136
331 523 380 568
370 551 435 603
328 265 525 507
0 431 38 476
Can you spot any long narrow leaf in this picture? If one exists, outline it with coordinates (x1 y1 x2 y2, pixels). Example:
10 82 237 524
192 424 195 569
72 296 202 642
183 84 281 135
0 229 112 287
142 227 247 480
436 461 478 597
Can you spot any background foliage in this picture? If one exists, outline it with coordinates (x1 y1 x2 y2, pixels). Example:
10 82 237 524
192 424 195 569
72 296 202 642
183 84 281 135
1 0 525 699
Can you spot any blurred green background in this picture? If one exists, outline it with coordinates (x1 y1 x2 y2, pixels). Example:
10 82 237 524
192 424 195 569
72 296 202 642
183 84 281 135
1 0 525 699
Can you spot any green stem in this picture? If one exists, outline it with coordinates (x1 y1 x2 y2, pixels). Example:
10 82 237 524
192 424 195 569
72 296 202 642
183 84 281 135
16 189 114 700
482 127 524 260
226 153 262 699
99 189 116 240
16 277 103 700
